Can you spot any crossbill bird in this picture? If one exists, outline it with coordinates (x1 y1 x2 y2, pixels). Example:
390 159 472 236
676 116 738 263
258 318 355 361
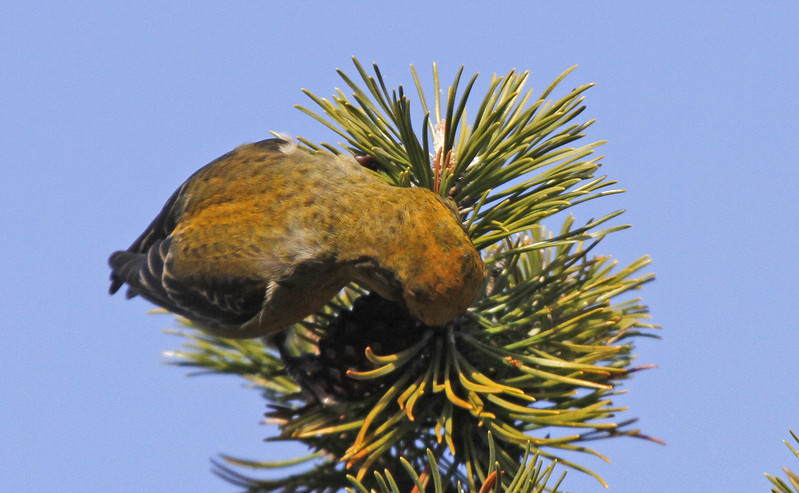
109 138 484 339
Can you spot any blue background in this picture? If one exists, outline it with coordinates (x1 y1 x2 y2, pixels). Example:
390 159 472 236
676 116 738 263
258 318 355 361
2 2 797 491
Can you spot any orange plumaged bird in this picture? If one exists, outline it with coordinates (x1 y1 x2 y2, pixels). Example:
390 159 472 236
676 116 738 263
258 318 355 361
109 138 484 338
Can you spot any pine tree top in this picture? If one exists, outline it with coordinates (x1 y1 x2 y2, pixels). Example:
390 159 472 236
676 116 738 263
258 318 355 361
166 59 659 492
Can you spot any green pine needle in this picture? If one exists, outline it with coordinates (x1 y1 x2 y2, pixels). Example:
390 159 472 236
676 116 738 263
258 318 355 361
766 430 799 493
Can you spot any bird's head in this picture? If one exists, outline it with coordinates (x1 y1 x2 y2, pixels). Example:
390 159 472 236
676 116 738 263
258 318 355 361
348 188 485 327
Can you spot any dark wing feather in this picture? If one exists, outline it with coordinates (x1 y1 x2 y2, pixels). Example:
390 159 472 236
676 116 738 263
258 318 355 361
109 237 265 326
108 182 189 295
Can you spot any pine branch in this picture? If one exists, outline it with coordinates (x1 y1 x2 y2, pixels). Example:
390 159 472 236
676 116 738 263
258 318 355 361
767 430 799 493
210 433 566 493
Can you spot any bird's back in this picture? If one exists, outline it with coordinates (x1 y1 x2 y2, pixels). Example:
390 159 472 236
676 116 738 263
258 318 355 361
108 138 396 336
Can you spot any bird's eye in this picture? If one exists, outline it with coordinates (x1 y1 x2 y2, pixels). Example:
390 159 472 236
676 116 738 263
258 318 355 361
409 286 427 300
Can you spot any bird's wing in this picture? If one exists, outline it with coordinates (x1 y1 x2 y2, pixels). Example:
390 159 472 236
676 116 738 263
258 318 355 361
108 138 288 295
109 236 266 326
108 137 325 330
108 182 188 294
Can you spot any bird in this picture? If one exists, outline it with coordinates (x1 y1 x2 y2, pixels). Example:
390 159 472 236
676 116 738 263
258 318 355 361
109 138 484 339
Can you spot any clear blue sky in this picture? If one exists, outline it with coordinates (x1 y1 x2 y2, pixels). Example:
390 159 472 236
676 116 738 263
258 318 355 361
2 2 797 492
